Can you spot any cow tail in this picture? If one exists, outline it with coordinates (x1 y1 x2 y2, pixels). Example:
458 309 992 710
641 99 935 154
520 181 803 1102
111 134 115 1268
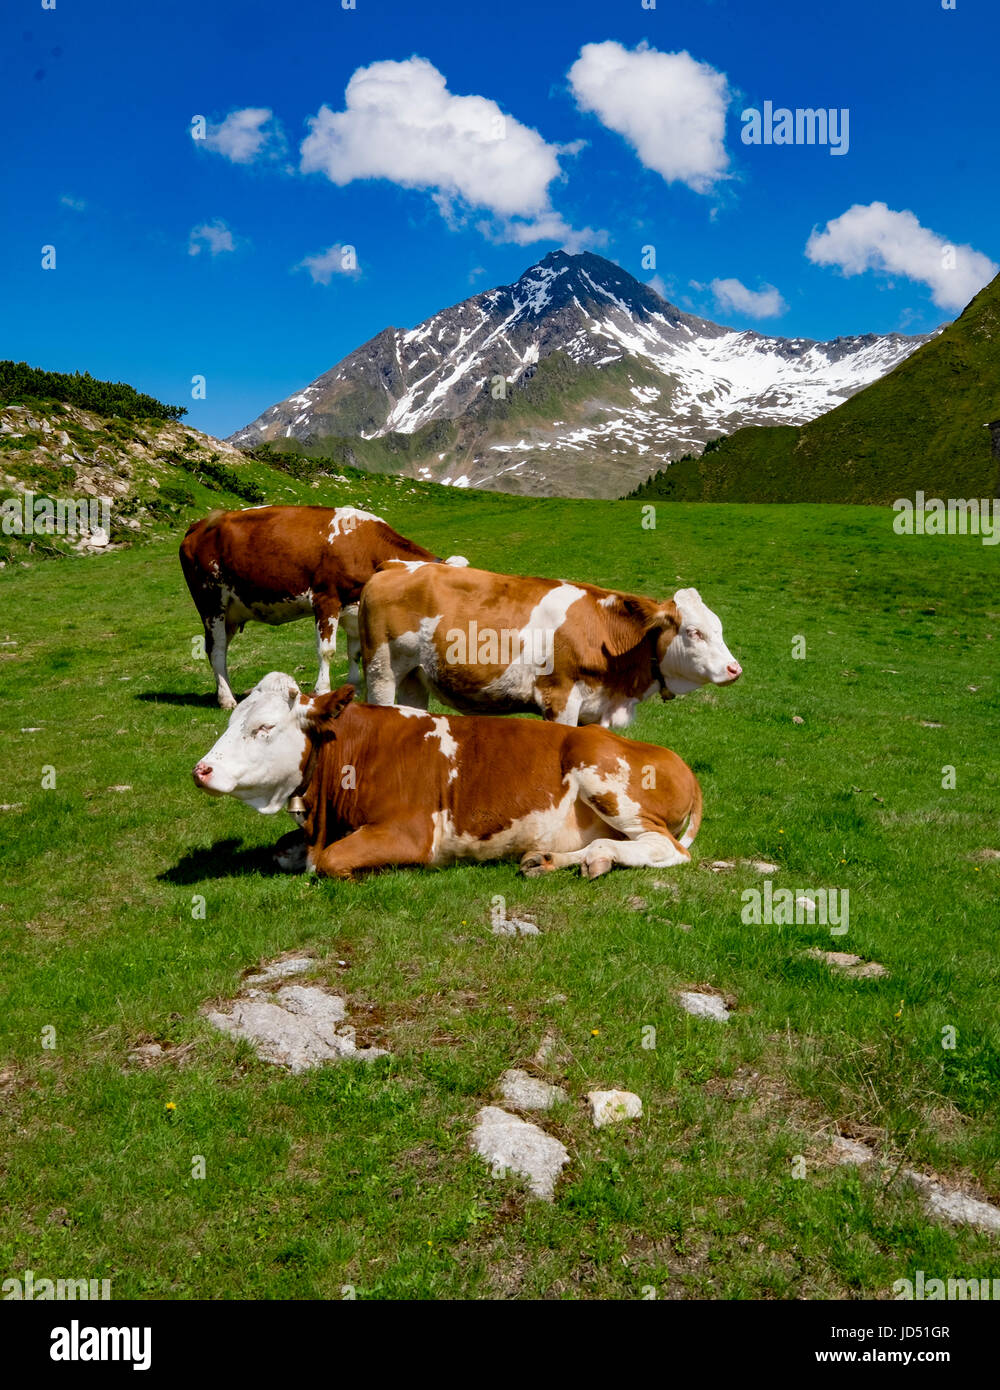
679 774 702 850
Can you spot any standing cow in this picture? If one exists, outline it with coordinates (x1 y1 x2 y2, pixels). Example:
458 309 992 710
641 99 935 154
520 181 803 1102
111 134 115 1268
192 673 703 880
179 505 465 709
359 563 742 727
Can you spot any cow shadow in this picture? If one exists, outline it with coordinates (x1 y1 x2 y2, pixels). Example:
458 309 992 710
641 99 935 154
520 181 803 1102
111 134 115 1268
137 691 224 709
159 836 295 884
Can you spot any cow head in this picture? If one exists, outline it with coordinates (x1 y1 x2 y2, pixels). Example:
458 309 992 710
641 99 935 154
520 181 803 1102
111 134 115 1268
657 588 742 695
192 672 353 813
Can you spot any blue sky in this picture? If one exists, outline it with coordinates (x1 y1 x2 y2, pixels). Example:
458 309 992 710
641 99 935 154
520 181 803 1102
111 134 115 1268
3 0 997 438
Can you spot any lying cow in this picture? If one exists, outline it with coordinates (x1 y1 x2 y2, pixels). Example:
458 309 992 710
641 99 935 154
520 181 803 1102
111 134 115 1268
192 672 703 879
179 505 466 709
359 563 742 727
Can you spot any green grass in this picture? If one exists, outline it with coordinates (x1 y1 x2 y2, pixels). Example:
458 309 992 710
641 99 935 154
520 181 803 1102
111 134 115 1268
1 493 998 1299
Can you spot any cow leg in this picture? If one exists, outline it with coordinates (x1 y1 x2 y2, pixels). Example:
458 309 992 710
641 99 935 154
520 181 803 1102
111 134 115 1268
364 638 419 707
206 615 237 710
312 597 342 695
273 830 308 873
340 605 363 691
396 671 429 709
530 829 690 879
308 822 429 879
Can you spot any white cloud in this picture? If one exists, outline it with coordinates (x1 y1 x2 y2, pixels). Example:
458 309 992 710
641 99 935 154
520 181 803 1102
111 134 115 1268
711 277 787 319
568 41 730 194
198 108 282 164
297 243 360 285
805 202 997 312
299 57 590 244
647 274 669 300
60 195 86 211
479 212 607 251
188 220 236 257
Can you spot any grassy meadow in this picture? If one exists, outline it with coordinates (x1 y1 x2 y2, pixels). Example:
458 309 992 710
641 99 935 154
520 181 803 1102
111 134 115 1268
1 483 998 1299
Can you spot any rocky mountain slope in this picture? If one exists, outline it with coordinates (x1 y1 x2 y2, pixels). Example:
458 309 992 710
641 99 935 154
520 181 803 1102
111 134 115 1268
231 251 934 498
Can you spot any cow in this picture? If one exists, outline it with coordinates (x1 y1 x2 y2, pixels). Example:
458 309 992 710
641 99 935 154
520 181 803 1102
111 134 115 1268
179 505 466 709
358 563 742 727
191 672 703 880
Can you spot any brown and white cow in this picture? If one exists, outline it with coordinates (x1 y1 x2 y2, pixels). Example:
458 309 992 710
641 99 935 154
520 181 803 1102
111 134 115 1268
179 505 466 709
359 563 742 727
192 672 702 879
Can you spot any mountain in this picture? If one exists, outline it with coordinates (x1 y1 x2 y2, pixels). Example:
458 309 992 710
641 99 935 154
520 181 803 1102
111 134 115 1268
630 273 1000 504
229 251 933 499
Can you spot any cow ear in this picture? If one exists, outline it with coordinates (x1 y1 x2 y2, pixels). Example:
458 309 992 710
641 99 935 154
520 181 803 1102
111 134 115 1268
652 600 681 640
306 684 355 735
602 595 675 657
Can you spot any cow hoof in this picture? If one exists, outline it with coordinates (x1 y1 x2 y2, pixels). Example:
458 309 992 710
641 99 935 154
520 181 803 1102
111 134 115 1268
581 853 614 880
219 695 237 711
520 851 556 877
274 842 308 873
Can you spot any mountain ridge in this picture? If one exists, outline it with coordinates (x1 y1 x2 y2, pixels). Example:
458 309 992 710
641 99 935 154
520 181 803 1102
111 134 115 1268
230 251 934 499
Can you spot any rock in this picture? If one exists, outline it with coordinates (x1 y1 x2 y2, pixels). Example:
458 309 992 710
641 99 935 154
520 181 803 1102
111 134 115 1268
491 912 539 937
971 848 1000 862
795 895 817 916
626 895 648 911
902 1171 1000 1234
204 983 387 1073
587 1089 643 1128
748 860 780 874
0 804 23 812
831 1135 875 1166
533 1032 558 1066
498 1068 568 1111
792 715 804 725
244 956 314 986
470 1106 569 1200
677 991 730 1021
705 859 737 873
804 949 889 979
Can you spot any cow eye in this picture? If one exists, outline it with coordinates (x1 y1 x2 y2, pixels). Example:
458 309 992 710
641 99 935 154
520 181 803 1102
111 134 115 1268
688 628 704 641
254 724 274 739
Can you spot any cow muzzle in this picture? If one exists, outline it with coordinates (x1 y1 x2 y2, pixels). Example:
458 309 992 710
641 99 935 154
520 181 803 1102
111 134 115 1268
192 761 221 793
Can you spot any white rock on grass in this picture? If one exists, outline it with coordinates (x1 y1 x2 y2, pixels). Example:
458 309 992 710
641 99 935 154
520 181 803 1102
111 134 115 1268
205 983 387 1073
491 914 539 937
831 1136 875 1166
470 1105 569 1201
498 1068 568 1111
244 957 314 986
903 1171 1000 1234
805 949 889 980
587 1090 643 1129
677 991 731 1022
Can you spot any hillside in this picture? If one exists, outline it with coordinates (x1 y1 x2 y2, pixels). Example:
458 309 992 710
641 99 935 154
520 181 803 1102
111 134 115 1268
0 369 492 568
230 251 930 500
630 274 1000 503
